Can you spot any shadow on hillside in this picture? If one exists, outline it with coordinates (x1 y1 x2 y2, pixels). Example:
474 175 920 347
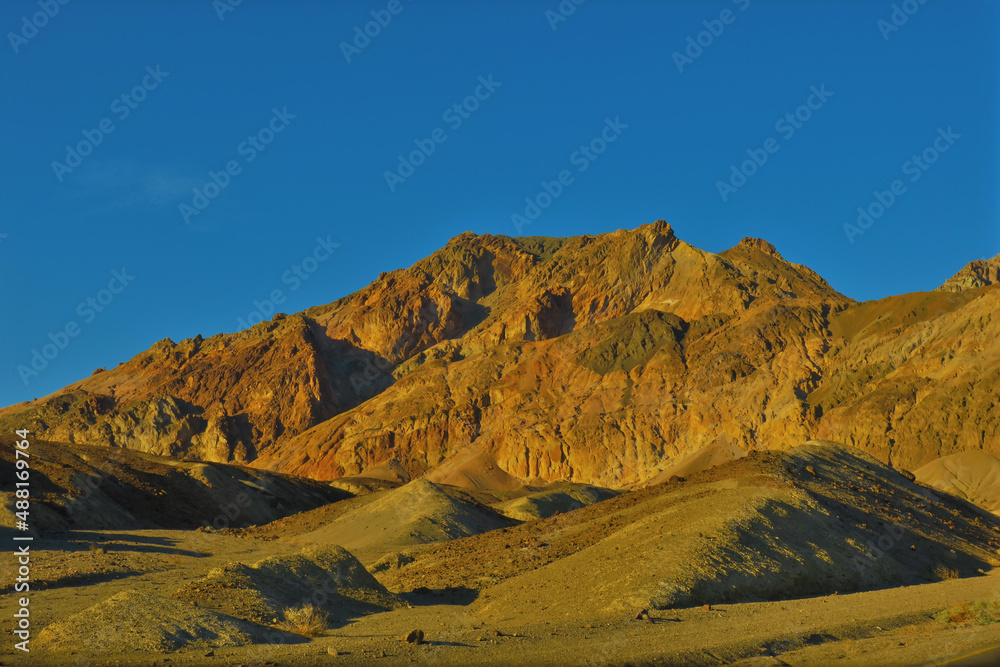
58 530 210 557
400 586 479 606
31 569 149 591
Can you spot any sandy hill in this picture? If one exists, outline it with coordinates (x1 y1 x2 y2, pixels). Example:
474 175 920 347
916 451 1000 515
293 479 515 562
172 545 402 626
36 589 291 653
37 545 400 654
377 443 1000 619
497 483 619 521
0 437 344 535
2 223 999 491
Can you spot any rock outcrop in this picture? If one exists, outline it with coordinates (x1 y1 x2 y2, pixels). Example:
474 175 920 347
2 223 998 489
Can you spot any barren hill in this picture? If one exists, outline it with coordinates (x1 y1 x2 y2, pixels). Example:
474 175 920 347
0 436 345 534
3 222 999 490
378 443 1000 617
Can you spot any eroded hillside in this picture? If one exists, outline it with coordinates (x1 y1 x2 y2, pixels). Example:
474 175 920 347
3 221 998 488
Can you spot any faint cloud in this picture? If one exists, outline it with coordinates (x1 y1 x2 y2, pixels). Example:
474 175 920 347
74 159 201 209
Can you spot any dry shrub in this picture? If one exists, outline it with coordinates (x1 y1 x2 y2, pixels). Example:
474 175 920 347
933 599 1000 626
935 601 972 624
279 604 330 636
932 566 959 580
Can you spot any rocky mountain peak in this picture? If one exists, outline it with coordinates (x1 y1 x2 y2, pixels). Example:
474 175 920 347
734 237 780 256
4 221 997 492
939 254 1000 292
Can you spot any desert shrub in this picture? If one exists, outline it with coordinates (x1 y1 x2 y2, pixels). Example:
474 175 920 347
279 604 330 636
932 566 959 580
933 599 1000 626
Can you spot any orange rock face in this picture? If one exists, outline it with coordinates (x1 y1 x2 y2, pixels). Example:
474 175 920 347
2 222 997 487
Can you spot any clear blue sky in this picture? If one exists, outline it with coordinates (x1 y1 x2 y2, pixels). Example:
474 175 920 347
0 0 996 408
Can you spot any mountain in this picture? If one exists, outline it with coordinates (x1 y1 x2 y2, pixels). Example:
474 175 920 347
3 222 998 489
938 256 1000 292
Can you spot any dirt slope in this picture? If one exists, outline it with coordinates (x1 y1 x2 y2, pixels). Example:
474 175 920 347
497 483 619 521
294 479 515 562
172 545 403 626
37 589 289 652
0 437 345 534
916 451 1000 515
377 443 1000 618
7 441 1000 667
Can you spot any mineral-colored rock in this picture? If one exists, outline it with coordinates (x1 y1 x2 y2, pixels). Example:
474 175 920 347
2 221 998 487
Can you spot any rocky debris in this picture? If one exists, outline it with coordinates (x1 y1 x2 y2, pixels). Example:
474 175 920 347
402 629 424 644
634 609 650 621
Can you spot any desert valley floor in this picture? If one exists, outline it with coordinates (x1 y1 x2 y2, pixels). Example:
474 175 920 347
3 438 1000 666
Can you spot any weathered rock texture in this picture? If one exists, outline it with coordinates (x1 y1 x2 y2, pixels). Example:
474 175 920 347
2 222 997 487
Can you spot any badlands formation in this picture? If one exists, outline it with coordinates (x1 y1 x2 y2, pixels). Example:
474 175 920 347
3 222 1000 665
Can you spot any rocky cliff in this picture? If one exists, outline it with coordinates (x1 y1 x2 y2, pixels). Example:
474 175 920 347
2 221 997 488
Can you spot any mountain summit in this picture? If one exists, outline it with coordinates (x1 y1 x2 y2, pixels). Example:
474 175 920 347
3 222 997 488
939 254 1000 292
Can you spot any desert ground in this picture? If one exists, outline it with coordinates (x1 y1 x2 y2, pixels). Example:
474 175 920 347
4 438 1000 666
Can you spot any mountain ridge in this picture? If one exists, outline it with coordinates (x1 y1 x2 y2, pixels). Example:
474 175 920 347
3 221 997 489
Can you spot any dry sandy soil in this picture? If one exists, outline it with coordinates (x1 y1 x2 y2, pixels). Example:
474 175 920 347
3 441 1000 666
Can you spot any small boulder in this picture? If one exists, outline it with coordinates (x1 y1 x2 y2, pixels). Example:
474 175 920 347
403 629 424 644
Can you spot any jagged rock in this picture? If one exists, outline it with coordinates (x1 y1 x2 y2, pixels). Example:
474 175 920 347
2 223 999 492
